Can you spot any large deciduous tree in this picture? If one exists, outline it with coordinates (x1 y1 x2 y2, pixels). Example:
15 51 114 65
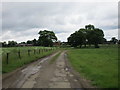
68 24 104 48
68 30 85 48
38 30 57 47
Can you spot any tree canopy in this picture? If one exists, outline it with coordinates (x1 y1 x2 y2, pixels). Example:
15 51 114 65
8 41 17 47
68 30 85 48
68 24 104 48
38 30 57 47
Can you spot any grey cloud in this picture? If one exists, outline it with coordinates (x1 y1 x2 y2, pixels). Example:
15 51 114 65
2 2 118 42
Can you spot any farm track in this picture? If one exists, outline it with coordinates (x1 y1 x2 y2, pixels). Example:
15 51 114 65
2 50 92 89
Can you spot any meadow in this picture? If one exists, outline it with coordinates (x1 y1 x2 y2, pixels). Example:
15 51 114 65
67 45 118 88
1 46 57 73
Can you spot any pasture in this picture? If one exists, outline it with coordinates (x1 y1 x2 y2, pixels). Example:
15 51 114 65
67 45 118 88
1 46 57 73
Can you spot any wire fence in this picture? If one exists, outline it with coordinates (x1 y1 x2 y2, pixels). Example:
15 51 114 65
2 48 56 65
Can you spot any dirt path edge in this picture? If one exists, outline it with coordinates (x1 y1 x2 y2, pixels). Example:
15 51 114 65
64 51 96 88
2 51 58 81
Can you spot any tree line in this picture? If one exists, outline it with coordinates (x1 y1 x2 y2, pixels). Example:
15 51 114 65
1 30 57 47
1 25 119 47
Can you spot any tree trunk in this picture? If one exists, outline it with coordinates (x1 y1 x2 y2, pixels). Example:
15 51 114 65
94 43 99 48
80 45 82 48
84 44 86 48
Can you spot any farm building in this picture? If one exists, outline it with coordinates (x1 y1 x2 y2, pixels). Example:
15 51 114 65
16 44 33 47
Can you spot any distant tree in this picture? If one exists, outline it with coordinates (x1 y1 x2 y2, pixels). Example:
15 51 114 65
32 39 38 46
1 42 7 47
8 41 17 47
110 37 118 44
68 30 85 48
26 39 38 46
38 30 57 47
20 42 26 44
27 40 33 44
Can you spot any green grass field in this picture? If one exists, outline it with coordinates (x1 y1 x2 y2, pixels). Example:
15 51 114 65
1 46 57 73
67 45 118 88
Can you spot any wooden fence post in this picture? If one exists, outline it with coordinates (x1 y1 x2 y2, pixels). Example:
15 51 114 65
6 53 9 64
34 49 36 54
43 49 44 52
39 49 40 54
18 50 21 59
28 50 30 56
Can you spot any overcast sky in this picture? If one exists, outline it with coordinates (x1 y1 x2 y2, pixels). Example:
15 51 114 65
1 1 118 43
